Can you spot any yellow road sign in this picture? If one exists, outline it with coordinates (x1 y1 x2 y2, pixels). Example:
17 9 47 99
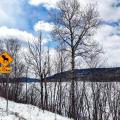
0 52 13 66
0 66 12 74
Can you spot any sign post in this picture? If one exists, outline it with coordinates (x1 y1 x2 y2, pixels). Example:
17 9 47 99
6 74 9 115
0 51 13 115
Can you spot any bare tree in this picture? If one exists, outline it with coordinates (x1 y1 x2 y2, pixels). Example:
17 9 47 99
52 0 100 119
5 39 25 78
4 39 25 101
26 32 50 110
54 43 68 115
24 55 31 103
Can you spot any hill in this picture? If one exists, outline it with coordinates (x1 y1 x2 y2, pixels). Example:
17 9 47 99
0 67 120 82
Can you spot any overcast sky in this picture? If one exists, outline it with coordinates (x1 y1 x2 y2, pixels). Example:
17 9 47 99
0 0 120 67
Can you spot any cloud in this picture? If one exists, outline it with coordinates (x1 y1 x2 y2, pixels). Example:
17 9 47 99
28 0 59 9
0 26 51 47
0 26 36 44
93 0 120 21
72 0 120 21
34 21 54 32
94 24 120 66
83 0 120 21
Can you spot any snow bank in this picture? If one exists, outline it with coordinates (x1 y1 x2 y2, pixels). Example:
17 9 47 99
0 97 72 120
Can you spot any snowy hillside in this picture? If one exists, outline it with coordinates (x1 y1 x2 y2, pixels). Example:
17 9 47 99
0 97 72 120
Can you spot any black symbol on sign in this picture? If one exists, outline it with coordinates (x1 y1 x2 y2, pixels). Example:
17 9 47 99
1 55 8 62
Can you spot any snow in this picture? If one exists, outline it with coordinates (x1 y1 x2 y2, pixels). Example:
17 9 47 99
0 97 72 120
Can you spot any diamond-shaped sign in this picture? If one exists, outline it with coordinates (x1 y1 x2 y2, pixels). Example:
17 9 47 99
0 52 13 67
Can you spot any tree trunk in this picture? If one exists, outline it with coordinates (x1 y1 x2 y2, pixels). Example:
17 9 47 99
41 74 44 110
71 50 76 119
44 79 48 110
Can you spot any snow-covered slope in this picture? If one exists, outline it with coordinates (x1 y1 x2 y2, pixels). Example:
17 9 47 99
0 97 72 120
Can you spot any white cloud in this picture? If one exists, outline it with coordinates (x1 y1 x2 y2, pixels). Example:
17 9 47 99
0 26 37 44
73 0 120 21
91 0 120 21
79 0 120 21
28 0 60 9
94 24 120 66
0 26 51 47
34 21 54 32
97 0 120 21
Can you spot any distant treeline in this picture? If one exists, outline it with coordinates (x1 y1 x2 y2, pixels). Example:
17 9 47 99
0 67 120 83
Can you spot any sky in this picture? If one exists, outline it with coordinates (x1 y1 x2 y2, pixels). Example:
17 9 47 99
0 0 120 67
